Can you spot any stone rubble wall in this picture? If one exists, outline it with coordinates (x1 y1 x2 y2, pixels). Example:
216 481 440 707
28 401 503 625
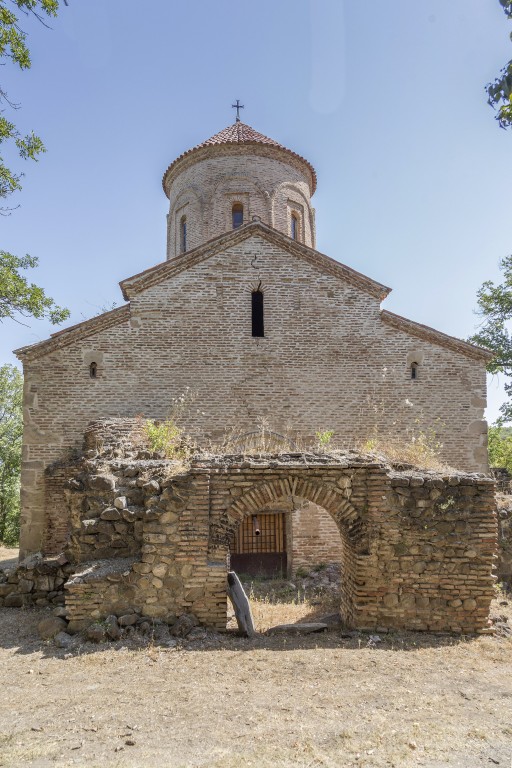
63 558 141 633
496 497 512 587
0 555 73 608
4 421 499 635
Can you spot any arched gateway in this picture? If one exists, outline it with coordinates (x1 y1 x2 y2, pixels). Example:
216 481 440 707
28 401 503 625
217 475 369 627
41 431 496 636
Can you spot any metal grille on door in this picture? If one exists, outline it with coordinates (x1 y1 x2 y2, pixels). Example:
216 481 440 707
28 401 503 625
229 512 287 578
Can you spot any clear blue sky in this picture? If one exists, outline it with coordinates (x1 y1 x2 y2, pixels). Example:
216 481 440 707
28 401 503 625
2 0 511 422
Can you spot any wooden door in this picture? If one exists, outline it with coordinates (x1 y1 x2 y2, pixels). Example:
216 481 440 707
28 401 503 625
230 512 287 578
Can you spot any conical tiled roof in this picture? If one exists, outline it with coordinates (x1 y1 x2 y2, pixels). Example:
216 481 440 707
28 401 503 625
198 121 284 148
162 121 316 195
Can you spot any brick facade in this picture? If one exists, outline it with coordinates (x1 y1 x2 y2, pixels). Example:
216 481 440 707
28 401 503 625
14 122 492 559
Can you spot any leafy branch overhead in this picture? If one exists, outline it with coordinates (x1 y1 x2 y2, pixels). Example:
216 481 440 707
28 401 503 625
0 1 58 202
0 251 68 323
487 0 512 128
0 0 69 324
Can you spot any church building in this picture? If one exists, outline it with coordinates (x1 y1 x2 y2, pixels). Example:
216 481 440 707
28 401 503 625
15 115 492 560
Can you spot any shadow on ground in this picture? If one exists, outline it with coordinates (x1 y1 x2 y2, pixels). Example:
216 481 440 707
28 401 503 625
0 605 493 663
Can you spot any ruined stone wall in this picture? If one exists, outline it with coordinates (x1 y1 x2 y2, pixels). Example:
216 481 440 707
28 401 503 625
0 555 72 608
40 430 496 635
18 237 488 557
496 498 512 587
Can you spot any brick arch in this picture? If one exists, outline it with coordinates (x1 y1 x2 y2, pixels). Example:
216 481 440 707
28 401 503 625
167 186 204 258
270 181 315 247
226 475 368 555
221 474 369 628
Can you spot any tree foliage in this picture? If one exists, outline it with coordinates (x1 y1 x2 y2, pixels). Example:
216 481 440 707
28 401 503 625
469 255 512 422
487 0 512 128
0 364 22 545
0 1 59 204
488 424 512 470
0 0 69 324
0 250 68 323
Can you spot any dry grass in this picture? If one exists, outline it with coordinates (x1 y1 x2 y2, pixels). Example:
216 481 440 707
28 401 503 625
0 567 511 768
0 595 511 768
356 436 452 472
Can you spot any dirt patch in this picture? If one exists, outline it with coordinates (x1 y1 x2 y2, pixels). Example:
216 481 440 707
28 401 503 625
0 546 19 571
0 586 511 768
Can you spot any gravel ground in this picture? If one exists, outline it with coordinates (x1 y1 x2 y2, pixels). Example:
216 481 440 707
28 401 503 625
1 548 512 768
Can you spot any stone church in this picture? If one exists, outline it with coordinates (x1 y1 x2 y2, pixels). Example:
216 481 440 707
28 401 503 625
15 116 492 565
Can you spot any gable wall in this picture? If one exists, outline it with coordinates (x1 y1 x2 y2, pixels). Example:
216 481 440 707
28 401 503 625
19 236 487 556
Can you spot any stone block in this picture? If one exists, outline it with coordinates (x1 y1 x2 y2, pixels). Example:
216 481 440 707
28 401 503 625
88 474 116 491
5 593 24 607
101 507 121 521
38 616 67 639
152 563 168 579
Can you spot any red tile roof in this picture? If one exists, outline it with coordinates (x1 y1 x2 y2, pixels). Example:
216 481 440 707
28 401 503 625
162 121 317 195
200 121 284 147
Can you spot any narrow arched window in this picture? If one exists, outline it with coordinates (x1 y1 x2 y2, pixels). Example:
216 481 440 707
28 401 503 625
252 290 264 337
89 362 97 379
291 213 299 241
232 203 244 229
180 215 187 254
411 362 418 380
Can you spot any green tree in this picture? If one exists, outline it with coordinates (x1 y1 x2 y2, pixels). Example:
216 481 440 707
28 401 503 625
488 424 512 470
0 364 22 545
469 255 512 422
1 0 69 324
487 0 512 128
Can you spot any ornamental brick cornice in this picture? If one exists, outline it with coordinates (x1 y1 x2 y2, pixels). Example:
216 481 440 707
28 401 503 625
14 304 131 362
119 220 391 302
162 122 317 198
380 309 494 362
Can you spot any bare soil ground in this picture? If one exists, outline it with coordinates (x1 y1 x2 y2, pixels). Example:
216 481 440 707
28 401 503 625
0 545 19 570
1 548 512 768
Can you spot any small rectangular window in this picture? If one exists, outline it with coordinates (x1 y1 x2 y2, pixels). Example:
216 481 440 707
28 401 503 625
291 214 298 240
252 290 264 337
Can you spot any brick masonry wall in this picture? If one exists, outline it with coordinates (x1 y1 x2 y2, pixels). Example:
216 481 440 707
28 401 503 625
288 500 344 576
16 234 488 556
53 435 497 635
165 146 315 258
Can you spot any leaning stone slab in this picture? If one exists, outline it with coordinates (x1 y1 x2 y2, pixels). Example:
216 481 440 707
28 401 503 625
315 613 342 627
266 623 328 635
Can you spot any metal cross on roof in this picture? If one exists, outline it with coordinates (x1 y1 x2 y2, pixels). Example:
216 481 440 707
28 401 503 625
232 99 244 122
